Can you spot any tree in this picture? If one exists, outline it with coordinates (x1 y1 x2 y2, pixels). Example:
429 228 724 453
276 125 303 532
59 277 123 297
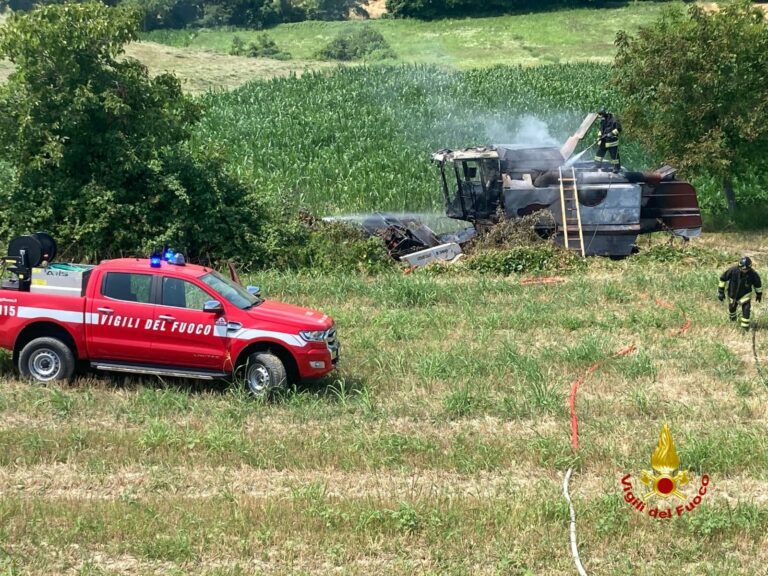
612 1 768 212
0 2 264 262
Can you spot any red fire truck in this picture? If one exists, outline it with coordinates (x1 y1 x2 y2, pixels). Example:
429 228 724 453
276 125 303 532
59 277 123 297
0 234 339 395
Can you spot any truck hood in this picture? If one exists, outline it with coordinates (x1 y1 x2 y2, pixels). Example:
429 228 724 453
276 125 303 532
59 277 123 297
245 300 333 330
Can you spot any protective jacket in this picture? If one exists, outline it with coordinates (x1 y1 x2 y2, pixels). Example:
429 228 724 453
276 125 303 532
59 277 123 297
598 114 622 147
719 266 762 300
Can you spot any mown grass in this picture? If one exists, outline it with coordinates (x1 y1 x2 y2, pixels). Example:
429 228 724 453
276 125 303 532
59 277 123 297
1 233 767 574
122 41 335 93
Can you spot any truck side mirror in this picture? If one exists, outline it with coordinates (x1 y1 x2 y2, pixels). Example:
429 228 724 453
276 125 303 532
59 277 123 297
203 300 224 314
246 285 261 297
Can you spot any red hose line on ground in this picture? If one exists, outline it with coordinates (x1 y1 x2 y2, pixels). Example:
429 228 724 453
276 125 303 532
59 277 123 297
675 319 692 336
568 345 636 452
655 298 692 335
655 298 674 310
568 308 691 452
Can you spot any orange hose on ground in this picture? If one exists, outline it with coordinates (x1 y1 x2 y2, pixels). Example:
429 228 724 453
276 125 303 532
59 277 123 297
563 297 690 576
675 319 692 336
568 345 636 452
568 299 691 451
655 298 674 310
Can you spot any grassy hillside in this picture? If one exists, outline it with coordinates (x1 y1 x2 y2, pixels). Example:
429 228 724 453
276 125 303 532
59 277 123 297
1 233 767 574
140 4 669 78
123 41 336 93
6 5 653 93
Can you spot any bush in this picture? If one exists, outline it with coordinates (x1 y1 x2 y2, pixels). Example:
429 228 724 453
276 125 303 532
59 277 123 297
316 27 396 61
464 245 577 275
230 35 291 59
265 212 395 273
631 241 734 267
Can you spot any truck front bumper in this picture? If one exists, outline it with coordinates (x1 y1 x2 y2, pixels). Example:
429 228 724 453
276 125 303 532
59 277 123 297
298 342 339 379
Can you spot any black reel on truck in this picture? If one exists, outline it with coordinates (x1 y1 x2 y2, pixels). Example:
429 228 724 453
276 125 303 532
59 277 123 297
2 232 58 291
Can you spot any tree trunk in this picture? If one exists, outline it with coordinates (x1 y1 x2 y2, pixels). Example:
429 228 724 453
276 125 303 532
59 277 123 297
723 177 737 212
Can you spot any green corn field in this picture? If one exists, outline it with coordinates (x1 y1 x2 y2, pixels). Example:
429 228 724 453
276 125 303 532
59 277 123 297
193 64 647 217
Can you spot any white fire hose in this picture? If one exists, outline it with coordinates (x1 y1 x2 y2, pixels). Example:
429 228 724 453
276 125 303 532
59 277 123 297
563 467 589 576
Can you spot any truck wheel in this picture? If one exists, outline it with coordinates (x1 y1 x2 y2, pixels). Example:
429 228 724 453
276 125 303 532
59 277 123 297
243 352 287 397
18 337 76 383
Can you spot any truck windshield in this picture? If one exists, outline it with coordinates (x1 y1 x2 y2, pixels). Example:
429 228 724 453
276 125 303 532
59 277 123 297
200 272 262 310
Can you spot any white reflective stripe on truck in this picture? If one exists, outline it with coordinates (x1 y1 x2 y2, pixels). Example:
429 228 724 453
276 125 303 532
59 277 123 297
17 307 85 324
226 328 306 347
17 307 306 346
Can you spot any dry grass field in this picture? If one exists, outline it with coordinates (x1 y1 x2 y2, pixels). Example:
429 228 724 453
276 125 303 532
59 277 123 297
1 232 767 575
123 42 335 94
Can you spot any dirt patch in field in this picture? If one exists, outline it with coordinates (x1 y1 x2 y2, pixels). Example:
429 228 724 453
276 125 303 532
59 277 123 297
123 42 333 93
700 2 768 16
365 0 388 18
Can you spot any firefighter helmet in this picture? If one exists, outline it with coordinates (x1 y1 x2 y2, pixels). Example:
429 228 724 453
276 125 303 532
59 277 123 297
598 107 608 116
739 256 752 269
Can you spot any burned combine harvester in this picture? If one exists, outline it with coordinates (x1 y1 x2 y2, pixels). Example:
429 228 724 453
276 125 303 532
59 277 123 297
432 114 702 257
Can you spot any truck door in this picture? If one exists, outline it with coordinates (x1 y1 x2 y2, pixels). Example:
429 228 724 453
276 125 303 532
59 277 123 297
149 276 229 370
87 271 156 362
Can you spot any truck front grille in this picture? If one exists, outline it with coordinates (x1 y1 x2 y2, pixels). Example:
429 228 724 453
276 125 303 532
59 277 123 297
325 325 340 362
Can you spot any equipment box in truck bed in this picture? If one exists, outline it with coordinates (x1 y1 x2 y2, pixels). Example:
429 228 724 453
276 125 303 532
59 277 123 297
30 264 94 297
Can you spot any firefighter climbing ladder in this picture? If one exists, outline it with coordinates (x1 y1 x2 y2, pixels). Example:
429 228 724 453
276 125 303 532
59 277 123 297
559 167 586 258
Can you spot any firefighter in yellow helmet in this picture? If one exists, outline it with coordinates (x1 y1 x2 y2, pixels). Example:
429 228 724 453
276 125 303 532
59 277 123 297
594 107 622 173
718 256 762 330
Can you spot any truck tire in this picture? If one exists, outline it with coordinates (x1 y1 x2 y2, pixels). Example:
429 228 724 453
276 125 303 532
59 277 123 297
18 337 76 383
243 351 287 397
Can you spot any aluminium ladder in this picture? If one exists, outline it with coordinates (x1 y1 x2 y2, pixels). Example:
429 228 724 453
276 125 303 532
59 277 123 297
558 167 586 258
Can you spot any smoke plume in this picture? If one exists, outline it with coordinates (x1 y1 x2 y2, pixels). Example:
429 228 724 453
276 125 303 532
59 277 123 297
485 114 562 148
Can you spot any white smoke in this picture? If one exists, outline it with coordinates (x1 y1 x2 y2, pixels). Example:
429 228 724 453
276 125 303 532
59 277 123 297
510 115 561 147
485 114 561 148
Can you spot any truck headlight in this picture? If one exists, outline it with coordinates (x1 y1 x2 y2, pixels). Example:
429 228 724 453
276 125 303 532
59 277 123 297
300 330 327 342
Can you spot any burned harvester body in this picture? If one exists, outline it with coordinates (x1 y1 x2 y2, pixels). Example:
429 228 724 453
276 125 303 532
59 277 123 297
432 115 702 256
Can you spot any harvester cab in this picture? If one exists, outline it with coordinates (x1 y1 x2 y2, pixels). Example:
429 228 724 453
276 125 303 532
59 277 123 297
433 148 504 223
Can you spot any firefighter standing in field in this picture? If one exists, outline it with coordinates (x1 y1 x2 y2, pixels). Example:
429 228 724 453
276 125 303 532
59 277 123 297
718 256 762 330
594 107 622 173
